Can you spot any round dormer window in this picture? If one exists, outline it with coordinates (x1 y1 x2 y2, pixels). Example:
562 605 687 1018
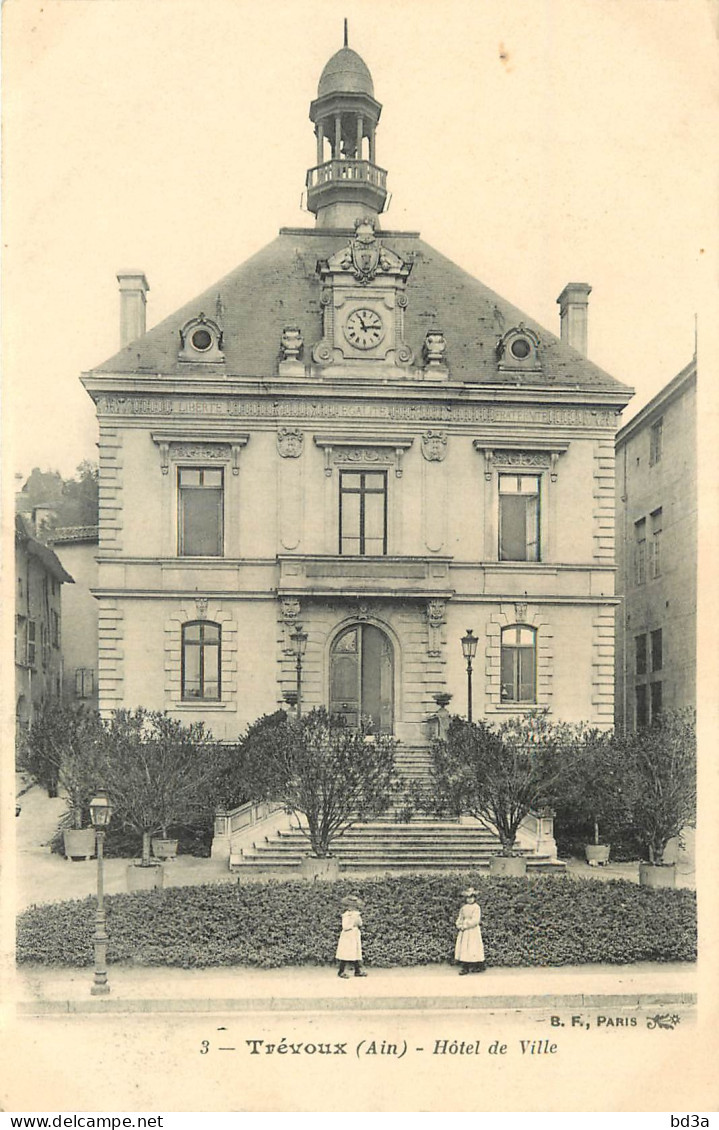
510 337 531 360
191 328 213 352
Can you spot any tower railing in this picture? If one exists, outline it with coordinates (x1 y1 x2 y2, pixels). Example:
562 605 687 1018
306 159 387 190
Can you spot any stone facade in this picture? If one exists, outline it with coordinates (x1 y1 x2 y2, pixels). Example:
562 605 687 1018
14 515 73 734
80 41 632 744
49 528 100 711
614 358 697 729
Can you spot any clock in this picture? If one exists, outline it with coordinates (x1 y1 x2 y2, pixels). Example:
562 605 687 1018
344 307 384 350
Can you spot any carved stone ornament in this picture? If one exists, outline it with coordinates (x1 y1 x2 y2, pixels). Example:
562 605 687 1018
280 597 302 654
426 599 446 657
492 451 551 470
421 430 448 462
172 442 231 462
423 330 447 367
319 218 412 288
280 326 304 361
195 597 209 620
514 602 528 623
277 428 304 458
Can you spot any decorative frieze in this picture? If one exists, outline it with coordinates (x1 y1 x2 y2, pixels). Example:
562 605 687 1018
474 441 568 483
96 394 617 430
150 430 249 475
314 434 414 478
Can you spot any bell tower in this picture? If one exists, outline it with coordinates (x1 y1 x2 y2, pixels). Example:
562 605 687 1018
306 25 388 229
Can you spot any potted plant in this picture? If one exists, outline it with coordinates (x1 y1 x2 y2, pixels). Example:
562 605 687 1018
429 712 569 877
618 709 696 888
102 709 225 890
18 701 105 859
557 727 634 866
237 707 399 879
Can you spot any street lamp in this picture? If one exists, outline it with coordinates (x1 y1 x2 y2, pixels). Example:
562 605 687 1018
290 622 308 718
461 629 478 723
89 790 113 996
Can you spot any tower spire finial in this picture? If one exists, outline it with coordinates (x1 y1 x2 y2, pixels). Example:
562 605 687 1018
344 18 348 47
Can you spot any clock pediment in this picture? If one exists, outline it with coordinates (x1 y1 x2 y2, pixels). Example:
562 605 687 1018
312 217 414 372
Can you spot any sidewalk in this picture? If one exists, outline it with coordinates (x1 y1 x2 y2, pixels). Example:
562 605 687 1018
14 960 697 1016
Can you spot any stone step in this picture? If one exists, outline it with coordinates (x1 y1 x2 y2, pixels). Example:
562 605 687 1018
230 856 562 873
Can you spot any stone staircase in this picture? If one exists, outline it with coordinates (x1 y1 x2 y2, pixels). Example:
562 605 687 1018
228 745 561 875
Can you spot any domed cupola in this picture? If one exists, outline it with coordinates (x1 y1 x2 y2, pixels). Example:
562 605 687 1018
306 25 388 228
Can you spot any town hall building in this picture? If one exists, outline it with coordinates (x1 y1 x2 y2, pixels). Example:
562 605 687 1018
81 41 633 774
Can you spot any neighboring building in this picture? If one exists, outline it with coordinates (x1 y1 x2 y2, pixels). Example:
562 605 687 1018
14 514 74 735
80 40 633 748
49 527 100 711
615 358 697 730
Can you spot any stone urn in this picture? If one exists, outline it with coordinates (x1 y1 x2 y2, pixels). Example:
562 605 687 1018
127 862 165 892
300 856 340 882
489 854 527 878
63 828 96 861
639 862 676 889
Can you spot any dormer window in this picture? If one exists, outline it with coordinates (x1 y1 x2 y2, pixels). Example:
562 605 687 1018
496 324 541 372
179 314 224 363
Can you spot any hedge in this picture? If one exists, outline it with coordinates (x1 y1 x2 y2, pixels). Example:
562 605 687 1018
16 874 696 969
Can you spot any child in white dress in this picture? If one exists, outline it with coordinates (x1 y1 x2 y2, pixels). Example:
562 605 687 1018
335 895 368 978
454 887 486 975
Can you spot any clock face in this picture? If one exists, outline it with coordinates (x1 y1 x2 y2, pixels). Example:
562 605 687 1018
344 308 384 350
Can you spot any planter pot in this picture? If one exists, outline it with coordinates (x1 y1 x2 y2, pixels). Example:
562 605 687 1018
639 862 676 889
152 837 179 861
585 843 611 867
490 855 527 878
63 828 96 861
127 862 165 892
300 856 340 882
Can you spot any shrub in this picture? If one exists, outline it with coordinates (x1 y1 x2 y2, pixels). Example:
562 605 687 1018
236 707 399 857
17 701 105 823
16 874 696 969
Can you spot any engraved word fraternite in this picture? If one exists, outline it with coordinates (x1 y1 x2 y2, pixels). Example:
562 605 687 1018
81 36 633 867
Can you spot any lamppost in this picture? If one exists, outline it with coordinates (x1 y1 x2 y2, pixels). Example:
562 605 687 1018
89 790 113 996
282 688 299 718
290 623 308 718
461 629 478 723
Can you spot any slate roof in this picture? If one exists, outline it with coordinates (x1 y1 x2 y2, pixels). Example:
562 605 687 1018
48 525 100 545
15 515 74 583
90 228 631 397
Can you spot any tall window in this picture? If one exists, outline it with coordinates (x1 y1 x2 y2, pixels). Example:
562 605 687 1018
651 628 663 672
649 418 663 466
634 518 647 585
635 684 648 729
178 468 224 557
500 626 537 703
75 668 95 699
499 475 540 562
181 621 221 701
635 633 647 676
650 508 662 579
339 470 387 556
27 620 36 668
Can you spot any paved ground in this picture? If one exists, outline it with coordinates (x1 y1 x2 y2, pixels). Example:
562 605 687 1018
14 779 696 914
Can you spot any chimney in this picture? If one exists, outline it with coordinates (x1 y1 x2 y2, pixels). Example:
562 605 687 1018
556 283 591 355
117 271 150 348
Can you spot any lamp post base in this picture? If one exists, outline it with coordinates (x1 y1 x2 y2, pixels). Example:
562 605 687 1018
90 980 111 996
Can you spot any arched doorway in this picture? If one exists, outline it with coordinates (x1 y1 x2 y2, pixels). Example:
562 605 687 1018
330 623 394 734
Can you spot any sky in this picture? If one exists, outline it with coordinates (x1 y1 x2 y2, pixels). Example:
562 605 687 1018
3 0 717 481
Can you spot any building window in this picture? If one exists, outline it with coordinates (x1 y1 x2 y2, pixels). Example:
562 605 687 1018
635 684 648 729
51 610 60 648
27 620 37 668
650 508 662 579
634 518 647 585
499 475 540 562
635 633 647 676
178 467 224 557
651 628 663 672
181 621 221 701
500 626 537 703
649 418 663 466
339 470 388 556
650 680 663 721
75 668 95 699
